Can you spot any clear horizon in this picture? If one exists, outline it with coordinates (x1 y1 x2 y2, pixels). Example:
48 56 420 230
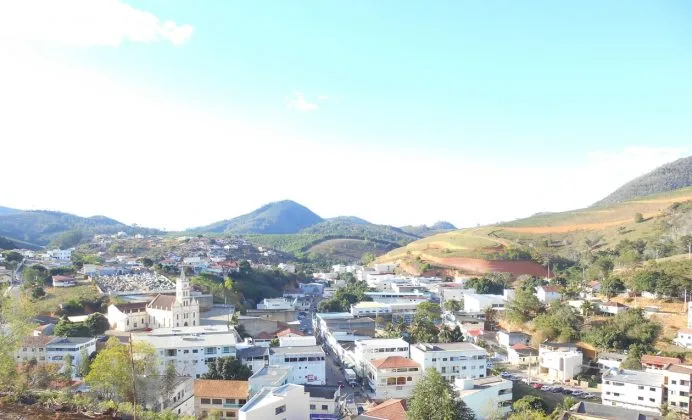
1 1 690 230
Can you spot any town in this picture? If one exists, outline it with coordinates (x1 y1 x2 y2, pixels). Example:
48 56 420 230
2 221 692 420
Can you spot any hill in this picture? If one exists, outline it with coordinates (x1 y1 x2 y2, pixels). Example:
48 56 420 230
0 210 159 248
380 187 692 277
0 206 20 216
400 221 457 237
194 200 323 234
594 156 692 206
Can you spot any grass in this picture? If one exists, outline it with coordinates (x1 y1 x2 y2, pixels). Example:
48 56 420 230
28 283 100 315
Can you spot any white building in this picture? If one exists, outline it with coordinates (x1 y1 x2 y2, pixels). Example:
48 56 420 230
350 300 422 324
238 384 310 420
536 285 562 304
463 294 506 313
507 344 539 366
596 352 626 370
365 356 421 400
410 342 488 383
106 270 200 331
601 369 666 414
455 376 512 420
373 263 396 274
47 249 72 260
662 364 692 415
675 328 692 349
353 338 410 379
52 275 76 287
17 336 97 378
133 325 241 378
364 291 428 304
257 298 296 311
599 301 629 315
277 263 296 273
248 365 292 396
278 336 316 347
496 330 531 349
268 346 326 385
539 344 582 381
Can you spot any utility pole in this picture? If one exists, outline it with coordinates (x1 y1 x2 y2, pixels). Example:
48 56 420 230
129 332 137 420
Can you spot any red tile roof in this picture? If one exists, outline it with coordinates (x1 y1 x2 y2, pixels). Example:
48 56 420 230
366 399 408 420
467 329 483 337
194 380 248 399
370 356 420 370
678 328 692 335
541 285 560 293
148 294 176 310
511 343 531 350
276 328 305 337
641 354 682 366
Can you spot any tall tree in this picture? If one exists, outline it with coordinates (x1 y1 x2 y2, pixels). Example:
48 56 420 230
77 347 91 378
202 357 252 381
0 295 36 390
162 361 178 406
63 353 74 381
408 368 475 420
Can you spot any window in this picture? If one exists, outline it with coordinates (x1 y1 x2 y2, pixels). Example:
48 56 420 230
638 385 644 390
682 402 689 408
310 404 316 410
672 380 677 385
650 387 655 391
638 397 644 401
201 399 210 404
649 398 655 402
226 412 236 418
321 405 328 410
681 391 689 397
226 399 235 404
275 405 286 415
613 393 620 397
212 399 222 405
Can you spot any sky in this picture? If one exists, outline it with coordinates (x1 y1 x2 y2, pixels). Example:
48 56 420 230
0 1 691 231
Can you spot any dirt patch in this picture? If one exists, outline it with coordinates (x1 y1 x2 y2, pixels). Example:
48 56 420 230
502 219 630 234
424 255 550 277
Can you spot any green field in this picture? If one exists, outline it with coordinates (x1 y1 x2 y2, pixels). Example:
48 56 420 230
29 283 100 315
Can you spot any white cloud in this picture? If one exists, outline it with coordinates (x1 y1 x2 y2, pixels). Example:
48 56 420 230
287 91 318 112
317 95 329 100
0 0 193 47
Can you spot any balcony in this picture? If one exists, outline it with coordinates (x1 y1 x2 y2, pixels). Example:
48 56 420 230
223 403 242 409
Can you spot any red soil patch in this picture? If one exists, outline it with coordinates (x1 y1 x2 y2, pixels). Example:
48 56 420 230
426 255 550 277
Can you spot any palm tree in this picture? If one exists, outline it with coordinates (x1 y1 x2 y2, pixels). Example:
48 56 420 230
438 325 454 343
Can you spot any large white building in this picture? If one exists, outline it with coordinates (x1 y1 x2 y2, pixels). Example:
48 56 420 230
364 291 428 304
463 294 506 313
238 383 310 420
365 356 421 400
17 336 96 378
410 342 488 382
107 270 200 331
350 300 422 324
133 325 241 378
455 376 512 420
353 338 410 379
601 369 666 414
268 346 326 385
257 298 296 311
663 364 692 416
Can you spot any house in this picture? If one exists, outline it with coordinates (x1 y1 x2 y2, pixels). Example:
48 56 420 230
353 338 410 380
278 336 316 347
410 342 488 383
140 376 194 416
365 356 421 400
536 285 562 304
597 352 627 370
599 301 629 315
454 376 512 420
662 364 692 416
364 291 428 304
358 399 407 420
238 383 310 420
268 346 326 385
257 298 297 311
641 354 682 370
496 330 531 349
238 346 270 374
350 301 422 325
507 344 539 366
538 343 582 381
314 313 376 339
304 385 340 419
194 379 248 419
675 328 692 349
52 275 76 287
47 249 72 260
248 365 292 396
463 294 506 313
601 369 666 414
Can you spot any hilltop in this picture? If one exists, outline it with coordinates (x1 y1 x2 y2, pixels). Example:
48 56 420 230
594 156 692 206
193 200 323 234
0 209 160 249
400 221 457 237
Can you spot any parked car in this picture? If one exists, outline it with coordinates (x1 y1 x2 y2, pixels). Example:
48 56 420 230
571 391 585 397
550 387 564 393
531 383 543 389
500 372 512 378
581 393 596 399
561 388 575 395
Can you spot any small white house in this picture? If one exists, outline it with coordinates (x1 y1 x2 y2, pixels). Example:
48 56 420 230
675 328 692 349
536 285 562 304
599 301 629 316
52 275 76 288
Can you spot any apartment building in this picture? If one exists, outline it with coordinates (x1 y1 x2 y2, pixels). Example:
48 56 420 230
410 342 488 382
365 356 422 400
463 294 506 313
364 291 428 304
268 346 326 385
455 376 512 420
601 369 666 413
538 342 582 381
194 380 248 419
238 384 310 420
237 346 270 373
350 301 422 324
662 364 692 416
353 338 410 379
248 365 292 397
17 336 96 377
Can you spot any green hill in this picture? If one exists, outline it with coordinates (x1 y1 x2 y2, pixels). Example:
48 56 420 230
400 221 457 237
594 156 692 206
0 206 20 216
0 210 160 248
194 200 323 234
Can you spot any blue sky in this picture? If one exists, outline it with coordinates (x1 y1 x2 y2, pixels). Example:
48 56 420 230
0 1 690 230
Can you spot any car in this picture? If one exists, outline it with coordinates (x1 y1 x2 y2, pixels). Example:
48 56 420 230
571 391 585 397
500 372 512 378
550 387 564 393
561 388 575 395
581 393 596 399
531 383 543 389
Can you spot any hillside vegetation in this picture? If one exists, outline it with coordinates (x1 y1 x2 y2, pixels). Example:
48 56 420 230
0 210 159 248
400 221 457 237
594 156 692 206
194 200 323 234
381 187 692 276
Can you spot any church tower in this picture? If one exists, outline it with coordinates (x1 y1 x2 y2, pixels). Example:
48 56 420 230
176 267 192 304
172 267 200 327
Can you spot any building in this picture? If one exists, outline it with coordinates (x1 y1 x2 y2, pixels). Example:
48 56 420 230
133 326 241 378
304 385 340 420
410 342 488 382
675 328 692 348
662 364 692 416
597 352 627 370
507 344 539 366
315 313 376 338
258 298 297 311
364 291 428 304
194 379 248 419
106 270 200 331
463 294 506 313
454 376 512 419
353 338 410 379
350 301 421 325
536 285 562 304
566 401 663 420
268 346 326 385
538 345 582 381
365 356 421 400
238 383 310 420
278 336 316 347
641 354 682 370
496 330 531 349
357 399 407 420
140 376 194 416
52 275 76 287
17 336 97 378
599 301 629 315
248 365 292 396
601 369 666 413
238 346 270 374
47 249 72 260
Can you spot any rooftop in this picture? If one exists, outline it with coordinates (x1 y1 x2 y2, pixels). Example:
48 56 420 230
641 354 682 366
148 294 176 310
303 384 338 400
370 356 420 370
240 383 306 413
237 346 270 359
598 352 627 362
566 401 662 420
133 331 239 348
145 325 236 336
665 364 692 375
194 380 249 399
249 365 292 388
413 342 485 352
604 369 665 387
269 345 324 355
316 312 353 320
362 398 407 420
355 338 410 348
48 337 96 346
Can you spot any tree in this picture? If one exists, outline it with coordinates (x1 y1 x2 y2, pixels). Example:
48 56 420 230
85 313 110 336
466 277 505 295
0 295 36 390
55 318 92 337
505 287 543 325
162 361 177 406
581 299 598 317
600 276 625 299
512 395 546 414
139 257 154 267
533 302 583 342
634 213 644 223
408 368 475 420
77 347 91 377
85 337 158 402
438 325 454 343
202 357 252 381
63 353 74 381
269 338 280 347
361 252 376 265
31 286 46 299
1 251 22 263
443 299 462 312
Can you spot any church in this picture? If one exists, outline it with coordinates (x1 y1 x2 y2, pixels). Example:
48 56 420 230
107 269 201 332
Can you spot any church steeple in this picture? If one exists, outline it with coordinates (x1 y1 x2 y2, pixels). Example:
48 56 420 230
176 267 191 304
